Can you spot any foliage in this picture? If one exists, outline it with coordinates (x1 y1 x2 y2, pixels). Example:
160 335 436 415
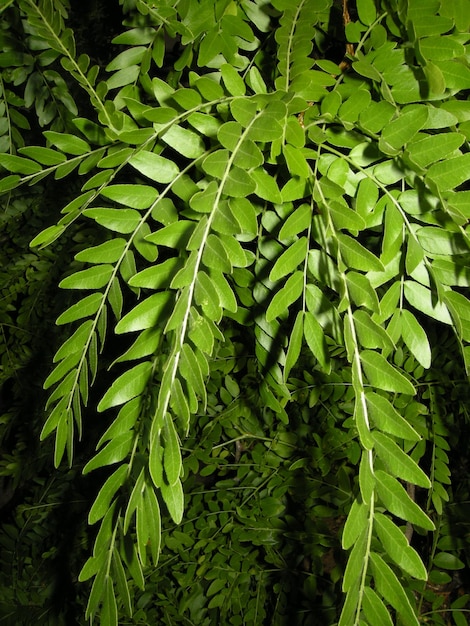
1 0 470 624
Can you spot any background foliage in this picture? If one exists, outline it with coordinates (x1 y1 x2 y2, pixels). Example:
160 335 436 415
0 0 470 624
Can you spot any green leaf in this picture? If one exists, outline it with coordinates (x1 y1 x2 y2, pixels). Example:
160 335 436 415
433 552 466 570
248 103 285 141
101 575 118 626
170 377 190 432
53 320 93 362
43 353 79 389
129 258 181 289
98 362 152 411
162 124 205 158
356 0 377 25
353 310 395 351
112 549 132 616
279 204 311 239
360 350 416 395
100 184 158 209
370 552 420 626
406 132 464 168
88 465 128 524
83 431 133 475
59 265 114 290
251 167 282 203
163 416 182 486
19 145 68 165
143 485 161 564
160 477 184 524
354 392 374 449
304 311 331 373
0 174 21 193
266 271 304 322
129 151 180 183
374 513 427 579
366 392 421 441
416 226 468 256
75 239 127 264
283 144 310 178
202 149 230 179
373 431 431 488
189 181 218 214
337 233 384 272
339 89 372 126
343 528 367 592
375 470 435 530
347 272 380 314
269 237 307 281
136 492 148 566
44 130 91 155
363 587 394 626
329 200 366 232
403 281 452 324
0 153 43 174
146 220 195 248
379 106 428 156
342 498 369 550
115 293 173 334
84 208 142 234
426 153 470 192
284 311 304 380
339 584 361 626
98 398 140 449
212 200 242 236
180 344 207 405
235 137 264 169
195 271 222 321
223 166 256 197
56 293 103 325
400 309 431 369
221 64 246 95
208 269 238 313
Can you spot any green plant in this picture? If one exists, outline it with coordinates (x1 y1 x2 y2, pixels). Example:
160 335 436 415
1 0 470 624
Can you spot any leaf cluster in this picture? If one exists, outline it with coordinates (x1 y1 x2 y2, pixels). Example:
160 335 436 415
1 0 470 624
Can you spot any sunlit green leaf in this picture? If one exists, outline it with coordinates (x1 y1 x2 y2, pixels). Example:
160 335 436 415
361 350 416 395
160 478 184 524
163 416 181 486
338 233 384 272
56 293 103 325
84 208 142 233
370 552 420 626
269 237 307 281
342 498 369 550
400 309 431 369
98 362 152 411
375 470 435 530
44 130 91 155
59 265 114 290
266 271 303 322
116 292 172 333
304 311 331 373
375 513 427 579
83 433 133 475
366 392 421 440
129 150 180 183
88 465 128 524
363 587 394 626
373 431 431 488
